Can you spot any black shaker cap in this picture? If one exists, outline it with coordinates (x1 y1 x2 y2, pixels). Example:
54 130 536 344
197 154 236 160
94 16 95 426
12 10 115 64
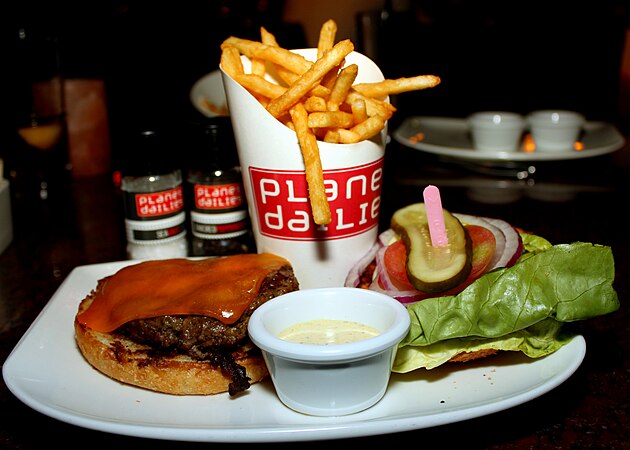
185 116 239 169
120 127 180 177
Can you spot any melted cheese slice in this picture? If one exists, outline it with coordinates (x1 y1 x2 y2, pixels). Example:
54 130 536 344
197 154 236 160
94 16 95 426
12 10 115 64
77 253 291 332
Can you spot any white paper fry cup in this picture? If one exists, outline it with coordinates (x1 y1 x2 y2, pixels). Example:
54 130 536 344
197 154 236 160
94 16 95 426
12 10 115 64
221 49 387 288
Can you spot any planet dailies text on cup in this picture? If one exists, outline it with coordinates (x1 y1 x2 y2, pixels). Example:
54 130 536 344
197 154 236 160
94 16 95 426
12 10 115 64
468 111 525 152
526 110 585 152
221 49 387 289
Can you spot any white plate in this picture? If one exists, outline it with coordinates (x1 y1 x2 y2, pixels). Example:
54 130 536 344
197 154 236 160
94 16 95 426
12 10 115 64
190 70 229 117
394 116 624 162
3 260 586 443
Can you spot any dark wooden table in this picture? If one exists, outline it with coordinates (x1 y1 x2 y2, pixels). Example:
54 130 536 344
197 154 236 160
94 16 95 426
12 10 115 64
1 135 628 449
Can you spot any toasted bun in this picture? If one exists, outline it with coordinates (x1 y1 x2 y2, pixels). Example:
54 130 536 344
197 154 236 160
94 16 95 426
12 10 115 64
74 293 269 396
74 255 299 395
448 348 499 363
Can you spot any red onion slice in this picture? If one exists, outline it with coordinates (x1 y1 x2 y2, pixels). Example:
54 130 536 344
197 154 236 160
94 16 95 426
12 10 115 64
375 246 396 290
482 217 523 267
454 213 506 271
378 228 397 246
368 277 427 304
344 237 383 288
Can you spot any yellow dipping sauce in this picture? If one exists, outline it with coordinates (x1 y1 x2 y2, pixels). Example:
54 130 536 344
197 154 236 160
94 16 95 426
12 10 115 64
278 319 381 345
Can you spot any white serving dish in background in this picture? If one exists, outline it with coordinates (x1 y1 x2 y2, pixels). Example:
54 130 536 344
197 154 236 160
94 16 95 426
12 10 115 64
190 70 229 117
394 116 624 162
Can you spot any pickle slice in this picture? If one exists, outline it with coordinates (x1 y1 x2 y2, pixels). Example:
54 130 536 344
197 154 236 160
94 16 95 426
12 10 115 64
391 203 472 293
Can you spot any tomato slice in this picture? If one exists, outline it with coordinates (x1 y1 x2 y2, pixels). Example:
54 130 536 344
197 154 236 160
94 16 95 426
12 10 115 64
383 239 415 291
455 224 496 290
383 225 496 297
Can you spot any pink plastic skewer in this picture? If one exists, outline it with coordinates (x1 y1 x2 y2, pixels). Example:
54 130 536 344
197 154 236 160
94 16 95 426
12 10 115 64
423 185 448 247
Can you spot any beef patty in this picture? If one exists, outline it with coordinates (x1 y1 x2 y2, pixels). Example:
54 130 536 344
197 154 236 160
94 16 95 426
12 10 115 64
112 263 299 395
116 264 299 354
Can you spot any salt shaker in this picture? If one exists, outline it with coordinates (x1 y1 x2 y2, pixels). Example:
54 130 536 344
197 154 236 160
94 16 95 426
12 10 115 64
185 117 253 256
121 128 188 260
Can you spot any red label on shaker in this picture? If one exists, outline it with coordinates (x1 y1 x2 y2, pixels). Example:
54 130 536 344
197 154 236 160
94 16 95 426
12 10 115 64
248 159 383 240
192 220 248 235
194 182 243 211
132 186 185 219
132 223 187 241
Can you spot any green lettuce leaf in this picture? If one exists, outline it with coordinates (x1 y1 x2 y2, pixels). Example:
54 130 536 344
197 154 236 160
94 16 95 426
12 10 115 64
394 318 572 371
394 241 618 372
520 231 553 254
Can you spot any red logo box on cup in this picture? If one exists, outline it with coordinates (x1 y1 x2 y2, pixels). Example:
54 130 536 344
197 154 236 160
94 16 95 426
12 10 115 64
249 158 383 240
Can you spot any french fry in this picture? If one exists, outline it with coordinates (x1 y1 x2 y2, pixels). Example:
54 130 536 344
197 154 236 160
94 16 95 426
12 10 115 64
250 58 266 77
337 128 362 144
219 18 441 225
220 45 244 79
350 116 387 141
321 63 341 91
345 91 396 120
274 65 299 87
260 27 279 46
222 37 312 75
275 67 331 97
235 74 286 99
352 75 441 98
289 103 331 225
304 96 327 112
308 111 354 129
317 19 337 58
266 39 355 119
323 129 341 143
254 27 280 77
350 98 368 124
256 96 270 108
284 119 295 131
327 64 358 111
310 85 332 98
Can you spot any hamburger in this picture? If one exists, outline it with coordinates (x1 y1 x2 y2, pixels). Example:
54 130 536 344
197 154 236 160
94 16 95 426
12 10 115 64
345 203 619 371
74 253 299 396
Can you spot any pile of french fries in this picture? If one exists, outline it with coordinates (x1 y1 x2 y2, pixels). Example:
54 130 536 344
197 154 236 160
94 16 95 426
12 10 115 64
220 19 440 225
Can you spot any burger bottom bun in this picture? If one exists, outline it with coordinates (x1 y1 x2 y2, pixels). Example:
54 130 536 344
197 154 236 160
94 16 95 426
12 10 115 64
74 297 269 395
449 348 499 363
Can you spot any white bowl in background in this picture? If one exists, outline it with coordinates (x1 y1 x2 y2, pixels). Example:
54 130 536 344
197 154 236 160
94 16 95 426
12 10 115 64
526 110 585 152
468 111 525 152
248 287 410 416
190 70 229 117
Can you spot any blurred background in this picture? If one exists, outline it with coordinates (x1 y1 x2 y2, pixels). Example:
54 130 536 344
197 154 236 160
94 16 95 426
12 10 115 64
1 0 629 180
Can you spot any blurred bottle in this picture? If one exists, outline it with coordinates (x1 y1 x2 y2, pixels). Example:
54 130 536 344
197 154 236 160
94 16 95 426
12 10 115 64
63 80 112 178
121 128 188 260
5 20 71 209
185 117 254 256
56 6 112 179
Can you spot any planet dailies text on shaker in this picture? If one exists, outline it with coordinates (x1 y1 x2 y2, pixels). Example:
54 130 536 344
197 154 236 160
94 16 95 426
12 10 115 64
121 128 188 259
185 117 254 256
